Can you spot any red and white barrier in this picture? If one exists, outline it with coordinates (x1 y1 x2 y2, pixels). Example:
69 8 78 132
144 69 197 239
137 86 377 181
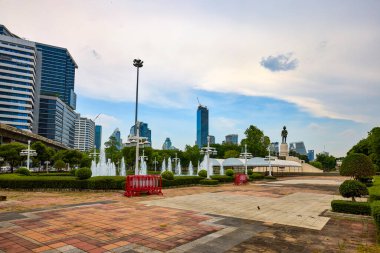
124 175 163 197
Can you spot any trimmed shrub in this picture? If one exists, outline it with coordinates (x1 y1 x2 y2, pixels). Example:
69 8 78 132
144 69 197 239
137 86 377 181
247 170 253 176
211 175 234 182
340 153 374 179
339 180 368 202
264 176 277 180
161 170 174 180
249 172 264 180
200 179 219 185
225 169 234 177
198 169 207 178
331 200 371 215
371 201 380 242
54 160 66 171
162 176 202 187
70 169 77 176
310 161 323 169
75 168 92 180
15 167 30 176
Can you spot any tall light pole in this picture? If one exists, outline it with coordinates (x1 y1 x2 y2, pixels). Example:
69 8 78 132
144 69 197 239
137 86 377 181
133 59 143 174
173 152 180 174
240 144 252 175
200 136 217 179
153 157 158 171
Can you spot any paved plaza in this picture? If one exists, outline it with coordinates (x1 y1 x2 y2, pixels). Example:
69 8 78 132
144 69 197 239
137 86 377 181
0 176 377 252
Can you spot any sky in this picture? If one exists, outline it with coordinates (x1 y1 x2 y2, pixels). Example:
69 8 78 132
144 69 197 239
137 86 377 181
1 0 379 157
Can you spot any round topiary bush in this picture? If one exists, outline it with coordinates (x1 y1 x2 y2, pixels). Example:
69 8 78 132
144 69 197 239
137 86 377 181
161 170 174 180
340 153 375 179
199 179 219 185
339 180 368 202
75 167 92 180
16 167 30 176
225 169 234 177
198 169 207 178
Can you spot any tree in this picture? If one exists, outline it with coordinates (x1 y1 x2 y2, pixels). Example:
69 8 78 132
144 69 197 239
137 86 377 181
54 160 66 171
348 127 380 167
309 161 323 169
340 153 374 179
31 141 55 170
316 153 336 171
224 150 240 159
339 180 368 202
0 142 27 173
105 136 120 163
241 125 270 157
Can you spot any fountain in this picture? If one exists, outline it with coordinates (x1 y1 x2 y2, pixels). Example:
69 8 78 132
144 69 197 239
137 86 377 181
188 161 193 176
177 160 182 175
167 157 172 172
161 158 166 173
120 157 126 176
90 148 117 176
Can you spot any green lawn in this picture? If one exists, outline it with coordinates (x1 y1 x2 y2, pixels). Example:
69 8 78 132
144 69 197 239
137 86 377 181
368 176 380 200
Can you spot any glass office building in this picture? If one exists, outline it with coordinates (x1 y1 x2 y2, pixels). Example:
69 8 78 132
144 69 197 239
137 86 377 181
38 95 76 148
130 122 152 146
74 114 95 152
225 134 238 145
289 141 307 155
0 25 41 132
95 125 102 150
196 105 208 147
35 43 77 110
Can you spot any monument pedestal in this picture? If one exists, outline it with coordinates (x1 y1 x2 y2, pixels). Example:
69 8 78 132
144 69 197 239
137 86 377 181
279 143 289 158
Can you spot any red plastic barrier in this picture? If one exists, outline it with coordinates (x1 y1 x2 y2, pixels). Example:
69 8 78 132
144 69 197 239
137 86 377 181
234 173 249 185
124 175 163 197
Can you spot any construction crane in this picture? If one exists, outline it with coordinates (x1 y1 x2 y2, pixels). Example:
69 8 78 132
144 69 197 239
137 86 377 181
93 113 101 122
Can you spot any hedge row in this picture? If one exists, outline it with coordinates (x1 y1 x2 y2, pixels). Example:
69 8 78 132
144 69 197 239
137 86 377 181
162 176 202 187
372 201 380 243
331 200 371 215
210 175 234 182
200 179 219 185
0 176 126 190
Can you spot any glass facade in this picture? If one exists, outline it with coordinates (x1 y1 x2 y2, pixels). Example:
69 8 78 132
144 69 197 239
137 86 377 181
196 105 208 147
0 29 40 132
111 128 122 150
35 43 77 110
38 95 76 148
130 122 152 145
289 141 307 155
95 125 102 150
162 137 172 150
225 134 238 145
307 150 315 161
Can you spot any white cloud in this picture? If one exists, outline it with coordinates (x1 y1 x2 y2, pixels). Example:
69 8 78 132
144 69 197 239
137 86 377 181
1 0 380 124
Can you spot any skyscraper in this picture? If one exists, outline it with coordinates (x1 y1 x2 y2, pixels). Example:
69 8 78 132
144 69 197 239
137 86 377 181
74 114 95 152
289 141 307 155
209 135 215 144
196 105 208 147
307 150 315 161
269 142 279 156
0 25 41 132
111 128 122 150
95 125 102 150
38 95 76 148
225 134 238 145
130 122 152 145
162 137 173 150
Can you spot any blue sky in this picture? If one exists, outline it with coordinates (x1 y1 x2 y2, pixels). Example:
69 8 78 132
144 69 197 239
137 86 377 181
1 0 379 156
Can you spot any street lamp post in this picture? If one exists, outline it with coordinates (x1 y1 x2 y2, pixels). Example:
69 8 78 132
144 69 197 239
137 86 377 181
133 59 143 175
20 140 37 171
153 157 158 171
240 144 252 175
173 153 180 174
200 136 217 179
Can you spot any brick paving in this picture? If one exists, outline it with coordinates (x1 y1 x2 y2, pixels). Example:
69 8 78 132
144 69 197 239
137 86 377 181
0 176 376 252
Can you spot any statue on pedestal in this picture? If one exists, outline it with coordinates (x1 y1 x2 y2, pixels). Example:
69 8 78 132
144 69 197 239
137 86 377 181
281 126 288 144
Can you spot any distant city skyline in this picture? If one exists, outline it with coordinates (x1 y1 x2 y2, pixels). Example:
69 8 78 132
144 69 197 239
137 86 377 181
1 1 379 156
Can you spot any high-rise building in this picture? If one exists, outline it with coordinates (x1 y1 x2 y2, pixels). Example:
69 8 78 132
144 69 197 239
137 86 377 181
0 25 41 132
162 137 174 150
209 135 215 144
225 134 238 145
35 43 77 110
289 141 307 155
196 105 208 147
95 125 102 150
130 122 151 145
111 128 122 150
38 95 76 148
307 150 315 161
0 25 78 148
270 142 279 156
74 114 95 152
